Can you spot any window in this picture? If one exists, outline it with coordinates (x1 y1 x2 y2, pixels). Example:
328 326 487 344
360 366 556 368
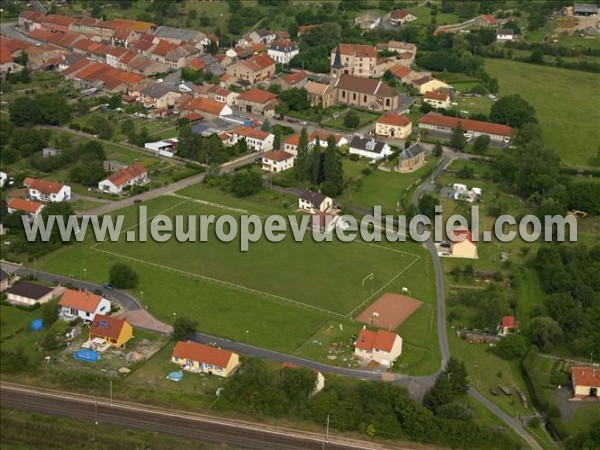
353 93 356 100
363 95 367 102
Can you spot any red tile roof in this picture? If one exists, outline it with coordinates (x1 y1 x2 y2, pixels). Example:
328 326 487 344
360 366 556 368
237 89 277 105
172 341 235 368
280 71 307 86
376 114 411 127
7 198 44 214
449 227 474 244
336 43 377 58
284 134 300 147
309 130 344 145
481 14 496 24
90 314 130 340
233 125 270 141
59 289 104 313
262 150 294 162
355 329 398 352
572 366 600 388
187 57 205 71
108 163 146 187
424 91 449 101
40 14 77 27
418 113 514 137
240 53 275 71
152 39 178 57
0 47 13 64
24 177 66 194
19 11 43 21
187 97 227 116
502 315 518 329
391 9 412 20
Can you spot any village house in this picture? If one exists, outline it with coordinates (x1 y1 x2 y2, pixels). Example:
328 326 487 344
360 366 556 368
89 314 134 348
390 10 418 26
375 114 412 138
98 163 148 195
397 142 426 172
571 366 600 399
226 53 276 86
7 198 45 220
261 150 295 173
42 148 62 158
228 126 274 152
144 138 178 158
267 39 299 65
499 316 519 336
475 14 497 27
411 75 449 94
449 227 478 259
208 86 239 106
418 112 514 144
333 74 398 112
139 83 182 109
59 289 111 322
153 26 209 47
305 80 334 108
298 190 333 213
27 45 67 70
349 136 393 160
573 3 598 16
496 29 515 42
24 178 71 203
0 47 22 75
424 90 451 109
354 11 381 30
330 44 378 78
279 71 308 90
237 29 276 48
236 89 278 117
171 341 240 377
6 281 54 307
18 10 43 32
354 328 403 367
182 96 233 119
283 131 347 155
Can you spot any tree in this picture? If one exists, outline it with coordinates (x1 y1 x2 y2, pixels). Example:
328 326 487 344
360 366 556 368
308 142 322 185
294 127 309 181
108 95 122 110
472 135 490 154
260 119 271 132
450 122 467 151
343 110 360 129
230 171 262 197
273 129 281 150
172 317 198 341
279 88 310 112
43 332 59 351
529 316 563 351
423 358 469 410
528 47 544 64
418 193 440 221
490 94 536 128
109 263 138 289
433 141 443 157
42 302 58 328
322 135 344 196
493 334 528 360
275 101 289 119
94 116 113 140
40 202 76 243
69 161 105 186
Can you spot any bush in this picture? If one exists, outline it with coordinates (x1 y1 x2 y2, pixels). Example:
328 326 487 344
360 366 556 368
109 263 138 289
343 110 360 129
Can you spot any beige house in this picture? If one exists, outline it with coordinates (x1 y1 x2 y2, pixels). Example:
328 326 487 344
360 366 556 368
572 366 600 399
424 90 451 109
397 142 426 172
139 83 181 109
449 227 478 259
330 44 377 78
305 81 334 108
298 190 333 213
236 89 278 117
354 328 403 367
6 280 54 307
261 150 295 173
333 75 399 112
412 75 449 94
390 10 418 26
375 114 412 138
226 53 276 86
171 341 240 378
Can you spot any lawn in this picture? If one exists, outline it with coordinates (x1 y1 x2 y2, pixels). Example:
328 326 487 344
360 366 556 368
322 109 381 131
340 158 438 214
484 59 600 167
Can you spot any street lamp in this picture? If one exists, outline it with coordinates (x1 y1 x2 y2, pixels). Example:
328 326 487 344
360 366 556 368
246 330 249 344
83 268 87 281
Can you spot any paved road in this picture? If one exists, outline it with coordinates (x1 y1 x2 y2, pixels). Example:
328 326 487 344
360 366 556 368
1 383 392 450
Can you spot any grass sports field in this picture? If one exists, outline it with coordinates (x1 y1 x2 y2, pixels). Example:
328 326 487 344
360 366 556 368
484 59 600 167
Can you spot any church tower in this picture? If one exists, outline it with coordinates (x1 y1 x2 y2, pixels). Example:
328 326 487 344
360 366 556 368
330 44 343 81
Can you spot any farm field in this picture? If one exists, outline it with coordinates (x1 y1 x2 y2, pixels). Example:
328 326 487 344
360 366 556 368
484 59 600 167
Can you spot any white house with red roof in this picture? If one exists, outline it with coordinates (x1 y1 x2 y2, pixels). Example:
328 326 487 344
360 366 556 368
24 177 71 203
228 126 274 152
572 366 600 400
261 150 295 173
448 227 478 259
283 131 348 155
423 90 451 109
98 163 147 195
499 315 519 336
58 288 111 322
7 198 45 220
354 328 403 367
390 10 418 26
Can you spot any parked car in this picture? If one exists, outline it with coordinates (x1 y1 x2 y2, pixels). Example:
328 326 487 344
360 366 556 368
133 198 142 204
287 118 298 124
102 283 113 290
299 120 307 125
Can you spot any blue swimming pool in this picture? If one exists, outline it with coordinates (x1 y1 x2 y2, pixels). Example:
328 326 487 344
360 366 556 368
74 349 99 362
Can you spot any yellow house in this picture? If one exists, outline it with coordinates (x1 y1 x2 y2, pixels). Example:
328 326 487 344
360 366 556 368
572 366 600 399
375 114 412 138
450 227 478 259
89 314 133 348
171 341 240 378
412 76 448 94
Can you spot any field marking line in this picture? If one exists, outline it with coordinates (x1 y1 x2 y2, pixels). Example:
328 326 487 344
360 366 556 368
346 252 422 319
90 245 345 318
169 193 270 218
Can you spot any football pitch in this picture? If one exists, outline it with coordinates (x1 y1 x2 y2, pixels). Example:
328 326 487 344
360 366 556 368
93 194 421 318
